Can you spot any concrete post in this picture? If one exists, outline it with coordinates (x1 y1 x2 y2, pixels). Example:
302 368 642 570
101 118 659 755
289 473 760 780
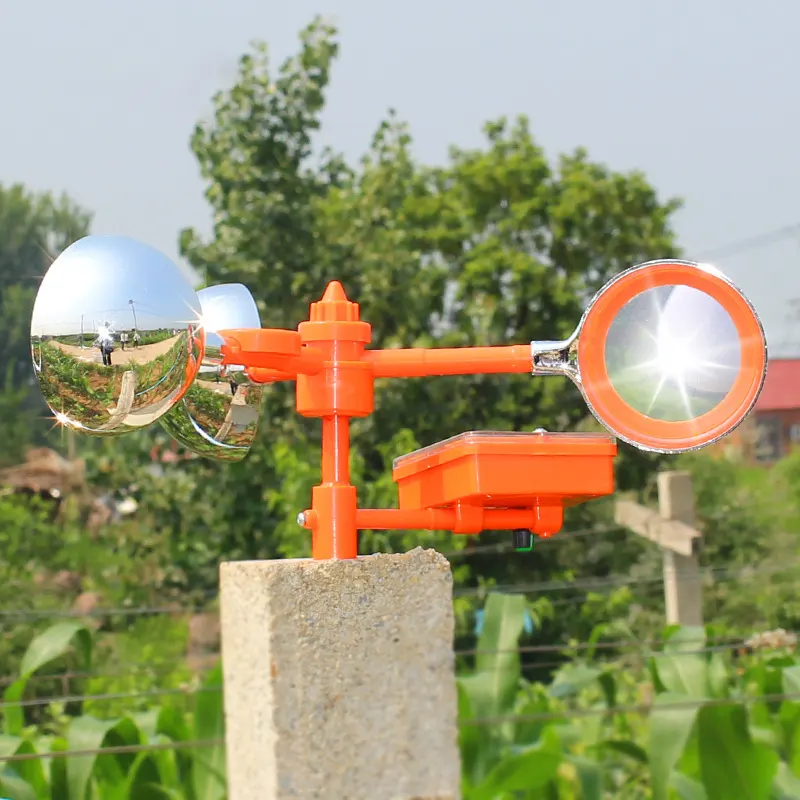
219 547 461 800
658 471 703 627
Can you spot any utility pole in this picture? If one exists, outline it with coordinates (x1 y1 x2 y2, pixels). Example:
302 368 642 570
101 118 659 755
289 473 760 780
615 471 703 627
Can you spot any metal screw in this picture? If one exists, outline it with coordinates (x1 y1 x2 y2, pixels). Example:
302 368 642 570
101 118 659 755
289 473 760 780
297 511 307 527
533 427 547 434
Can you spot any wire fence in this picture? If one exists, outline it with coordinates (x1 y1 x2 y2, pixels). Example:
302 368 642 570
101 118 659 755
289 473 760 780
0 631 791 713
3 527 796 623
5 690 800 764
0 520 797 770
0 737 225 764
1 556 788 624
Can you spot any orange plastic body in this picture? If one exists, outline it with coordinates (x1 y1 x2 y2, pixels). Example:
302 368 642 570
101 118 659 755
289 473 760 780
392 432 616 535
218 282 618 560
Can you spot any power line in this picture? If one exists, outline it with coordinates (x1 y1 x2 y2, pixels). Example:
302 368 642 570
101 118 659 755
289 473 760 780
0 685 219 712
456 633 791 659
464 690 800 727
0 554 795 623
0 630 783 691
0 737 224 764
4 693 800 762
0 635 789 711
695 223 800 260
0 661 213 688
0 601 212 621
454 558 800 598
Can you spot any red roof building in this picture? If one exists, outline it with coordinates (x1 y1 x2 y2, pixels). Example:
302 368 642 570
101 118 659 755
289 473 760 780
754 359 800 413
747 358 800 461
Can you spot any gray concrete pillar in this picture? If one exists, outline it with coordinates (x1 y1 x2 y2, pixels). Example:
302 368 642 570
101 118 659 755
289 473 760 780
219 547 461 800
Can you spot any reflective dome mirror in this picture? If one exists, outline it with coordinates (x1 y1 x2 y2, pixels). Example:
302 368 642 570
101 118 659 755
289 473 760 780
30 235 203 434
160 284 263 461
531 260 768 453
604 286 741 422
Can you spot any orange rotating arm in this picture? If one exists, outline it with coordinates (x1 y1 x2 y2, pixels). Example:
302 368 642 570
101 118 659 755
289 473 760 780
364 345 533 378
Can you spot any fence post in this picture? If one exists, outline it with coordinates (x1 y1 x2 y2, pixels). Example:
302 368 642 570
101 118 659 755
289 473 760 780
657 471 703 627
219 547 462 800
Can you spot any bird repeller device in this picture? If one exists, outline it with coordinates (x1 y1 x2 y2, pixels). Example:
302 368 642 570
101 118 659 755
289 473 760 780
30 236 768 559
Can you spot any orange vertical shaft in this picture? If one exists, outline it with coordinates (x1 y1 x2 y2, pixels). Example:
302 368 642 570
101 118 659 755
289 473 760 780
299 281 371 560
322 416 350 483
313 414 357 559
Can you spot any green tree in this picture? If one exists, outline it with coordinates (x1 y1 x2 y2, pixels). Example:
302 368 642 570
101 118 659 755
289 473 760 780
0 184 91 464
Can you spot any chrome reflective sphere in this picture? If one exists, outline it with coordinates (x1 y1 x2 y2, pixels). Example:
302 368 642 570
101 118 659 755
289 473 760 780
604 286 741 422
160 284 263 461
30 235 203 434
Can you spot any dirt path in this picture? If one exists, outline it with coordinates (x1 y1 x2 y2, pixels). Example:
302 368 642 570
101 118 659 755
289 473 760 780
51 335 182 366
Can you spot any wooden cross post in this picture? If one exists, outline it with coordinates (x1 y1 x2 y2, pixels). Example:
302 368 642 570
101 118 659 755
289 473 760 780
615 471 703 627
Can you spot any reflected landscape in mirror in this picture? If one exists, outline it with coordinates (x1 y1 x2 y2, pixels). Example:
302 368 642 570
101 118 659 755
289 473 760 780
604 285 741 422
160 284 263 460
30 235 203 434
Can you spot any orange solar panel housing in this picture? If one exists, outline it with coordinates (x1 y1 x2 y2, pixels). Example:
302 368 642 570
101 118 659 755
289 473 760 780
392 431 617 512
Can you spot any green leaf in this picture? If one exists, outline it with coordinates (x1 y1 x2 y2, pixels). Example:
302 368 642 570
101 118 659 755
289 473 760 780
474 593 526 685
65 715 141 800
46 737 69 800
469 727 563 800
549 663 602 699
597 739 648 764
191 662 226 800
567 754 603 800
707 653 729 699
596 671 618 710
773 762 800 799
3 621 92 736
0 734 47 795
749 725 780 749
653 627 708 698
697 704 778 800
671 771 708 800
19 620 92 677
118 751 165 800
147 745 181 793
778 702 800 763
457 681 483 785
156 705 191 743
0 771 37 800
649 693 701 800
513 693 553 747
585 623 608 661
783 666 800 696
142 785 185 800
464 596 526 706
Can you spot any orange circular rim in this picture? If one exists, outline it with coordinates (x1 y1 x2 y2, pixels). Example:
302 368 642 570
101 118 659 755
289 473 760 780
577 260 767 452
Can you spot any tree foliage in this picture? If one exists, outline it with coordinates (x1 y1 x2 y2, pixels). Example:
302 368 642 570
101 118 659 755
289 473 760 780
0 184 91 464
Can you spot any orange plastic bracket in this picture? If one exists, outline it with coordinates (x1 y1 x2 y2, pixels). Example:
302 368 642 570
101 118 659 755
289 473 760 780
216 281 619 560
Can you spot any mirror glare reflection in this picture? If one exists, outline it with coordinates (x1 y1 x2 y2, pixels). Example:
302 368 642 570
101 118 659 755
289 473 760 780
159 284 263 461
604 285 741 422
30 235 204 435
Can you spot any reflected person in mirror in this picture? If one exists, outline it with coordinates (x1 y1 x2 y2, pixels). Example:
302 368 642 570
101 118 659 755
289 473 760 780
94 321 116 366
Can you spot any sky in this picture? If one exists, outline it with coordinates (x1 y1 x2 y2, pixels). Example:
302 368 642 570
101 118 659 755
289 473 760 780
2 0 799 354
30 237 202 337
